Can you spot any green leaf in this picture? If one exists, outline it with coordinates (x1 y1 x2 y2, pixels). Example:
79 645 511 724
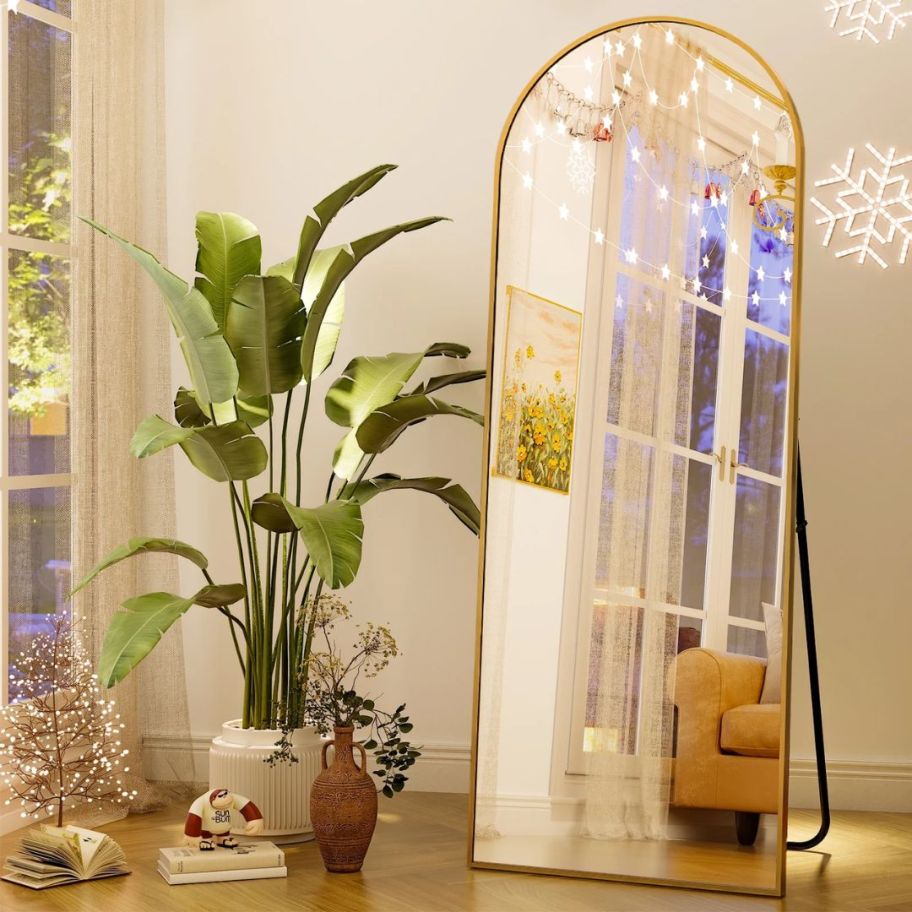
179 420 268 482
348 474 480 535
382 785 394 799
301 247 346 378
80 218 238 405
194 211 262 330
130 414 194 458
174 387 211 428
292 164 398 288
411 368 486 396
300 217 448 383
356 395 484 455
236 395 273 428
225 275 306 397
266 256 295 282
98 592 195 687
70 537 209 597
423 342 471 359
251 493 297 533
194 584 246 608
284 499 364 588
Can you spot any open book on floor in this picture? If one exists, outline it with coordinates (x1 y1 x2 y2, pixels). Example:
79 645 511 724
2 825 129 890
159 841 284 875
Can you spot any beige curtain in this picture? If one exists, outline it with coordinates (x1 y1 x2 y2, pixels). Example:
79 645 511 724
72 0 194 812
582 27 698 840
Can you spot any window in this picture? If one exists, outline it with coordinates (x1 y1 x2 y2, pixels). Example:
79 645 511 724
559 67 795 774
2 1 73 704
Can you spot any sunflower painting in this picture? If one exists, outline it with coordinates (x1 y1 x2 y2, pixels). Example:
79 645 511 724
494 287 581 494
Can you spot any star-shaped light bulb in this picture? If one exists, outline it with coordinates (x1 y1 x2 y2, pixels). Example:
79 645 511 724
623 70 633 88
725 77 734 93
614 40 624 56
534 122 545 138
757 266 766 282
630 146 641 163
554 118 567 135
611 90 622 106
659 185 669 201
584 57 594 73
649 89 659 106
521 138 532 154
616 295 624 309
665 29 675 45
723 286 732 302
752 131 760 147
690 77 699 94
8 0 20 12
594 228 605 245
661 264 671 280
700 226 708 240
679 93 689 108
633 33 643 50
602 113 612 129
753 95 762 111
693 277 702 294
625 248 638 264
697 136 706 152
696 57 705 72
691 200 700 217
752 291 761 306
784 267 792 283
559 203 569 221
731 239 739 254
702 254 710 269
584 86 594 102
522 172 533 190
603 38 613 56
741 161 750 175
779 291 788 306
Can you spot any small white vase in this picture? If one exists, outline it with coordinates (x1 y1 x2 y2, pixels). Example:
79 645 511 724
209 720 324 844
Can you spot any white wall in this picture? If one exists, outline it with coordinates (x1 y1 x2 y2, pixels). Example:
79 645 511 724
163 0 912 804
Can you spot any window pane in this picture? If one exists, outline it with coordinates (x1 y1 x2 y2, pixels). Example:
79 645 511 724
727 625 766 659
7 487 71 702
25 1 72 15
607 275 665 437
8 250 71 474
9 12 72 243
679 460 712 612
675 301 720 455
747 202 793 336
739 329 789 477
729 475 781 622
685 172 729 307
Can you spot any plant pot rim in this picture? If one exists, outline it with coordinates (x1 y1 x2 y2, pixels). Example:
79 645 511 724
214 719 324 749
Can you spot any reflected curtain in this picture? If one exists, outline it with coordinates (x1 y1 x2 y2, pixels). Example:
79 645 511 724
582 28 698 841
72 0 194 813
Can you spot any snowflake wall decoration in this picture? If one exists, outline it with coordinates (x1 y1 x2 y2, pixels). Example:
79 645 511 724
825 0 911 43
566 141 595 194
810 143 912 268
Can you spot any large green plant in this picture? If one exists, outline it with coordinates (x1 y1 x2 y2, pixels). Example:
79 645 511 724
72 165 485 730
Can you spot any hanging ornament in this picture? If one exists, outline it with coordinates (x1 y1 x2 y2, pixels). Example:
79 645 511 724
593 123 613 142
704 182 722 200
567 141 596 194
749 188 761 207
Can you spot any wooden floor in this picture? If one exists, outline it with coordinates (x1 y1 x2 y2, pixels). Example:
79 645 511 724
1 794 910 911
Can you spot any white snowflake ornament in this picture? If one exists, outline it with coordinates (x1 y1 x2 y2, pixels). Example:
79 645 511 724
825 0 911 42
810 143 912 268
566 142 595 194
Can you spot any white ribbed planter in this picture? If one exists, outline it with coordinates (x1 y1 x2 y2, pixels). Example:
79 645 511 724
209 720 324 844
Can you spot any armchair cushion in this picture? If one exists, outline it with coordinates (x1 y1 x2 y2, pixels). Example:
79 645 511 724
720 703 780 758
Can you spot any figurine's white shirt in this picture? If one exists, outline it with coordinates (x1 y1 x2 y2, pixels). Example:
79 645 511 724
188 793 251 833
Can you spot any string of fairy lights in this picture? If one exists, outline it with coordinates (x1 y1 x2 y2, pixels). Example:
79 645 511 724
503 25 796 308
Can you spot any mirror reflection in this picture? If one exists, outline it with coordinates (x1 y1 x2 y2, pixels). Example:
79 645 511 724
472 19 800 895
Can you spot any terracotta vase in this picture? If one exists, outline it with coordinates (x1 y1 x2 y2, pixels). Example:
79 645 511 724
309 726 378 873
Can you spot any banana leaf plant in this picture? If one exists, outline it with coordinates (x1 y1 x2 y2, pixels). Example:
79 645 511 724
71 165 485 730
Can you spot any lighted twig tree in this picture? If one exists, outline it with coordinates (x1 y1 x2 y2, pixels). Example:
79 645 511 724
0 614 136 826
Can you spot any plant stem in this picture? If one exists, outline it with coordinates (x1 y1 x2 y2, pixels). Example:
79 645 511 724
228 484 253 729
280 389 293 497
294 381 312 507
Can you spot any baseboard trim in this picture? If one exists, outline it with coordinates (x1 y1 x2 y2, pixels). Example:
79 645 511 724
143 733 472 794
142 736 911 812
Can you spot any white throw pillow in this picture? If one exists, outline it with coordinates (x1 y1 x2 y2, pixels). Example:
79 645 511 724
760 602 782 704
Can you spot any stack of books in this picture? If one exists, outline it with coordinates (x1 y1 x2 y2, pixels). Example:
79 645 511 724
2 825 129 890
157 841 286 884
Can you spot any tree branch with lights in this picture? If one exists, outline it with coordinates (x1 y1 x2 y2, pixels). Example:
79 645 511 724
0 614 136 826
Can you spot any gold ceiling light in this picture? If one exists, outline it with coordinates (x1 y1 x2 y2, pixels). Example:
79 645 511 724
753 164 797 240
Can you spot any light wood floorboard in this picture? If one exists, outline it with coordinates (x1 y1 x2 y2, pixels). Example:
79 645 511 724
1 793 909 911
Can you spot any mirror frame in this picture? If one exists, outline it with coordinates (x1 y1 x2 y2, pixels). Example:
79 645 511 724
468 15 805 897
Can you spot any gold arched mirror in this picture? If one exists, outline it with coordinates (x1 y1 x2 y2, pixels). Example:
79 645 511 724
470 18 803 896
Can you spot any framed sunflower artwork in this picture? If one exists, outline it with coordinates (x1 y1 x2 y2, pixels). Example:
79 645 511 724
493 286 581 494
